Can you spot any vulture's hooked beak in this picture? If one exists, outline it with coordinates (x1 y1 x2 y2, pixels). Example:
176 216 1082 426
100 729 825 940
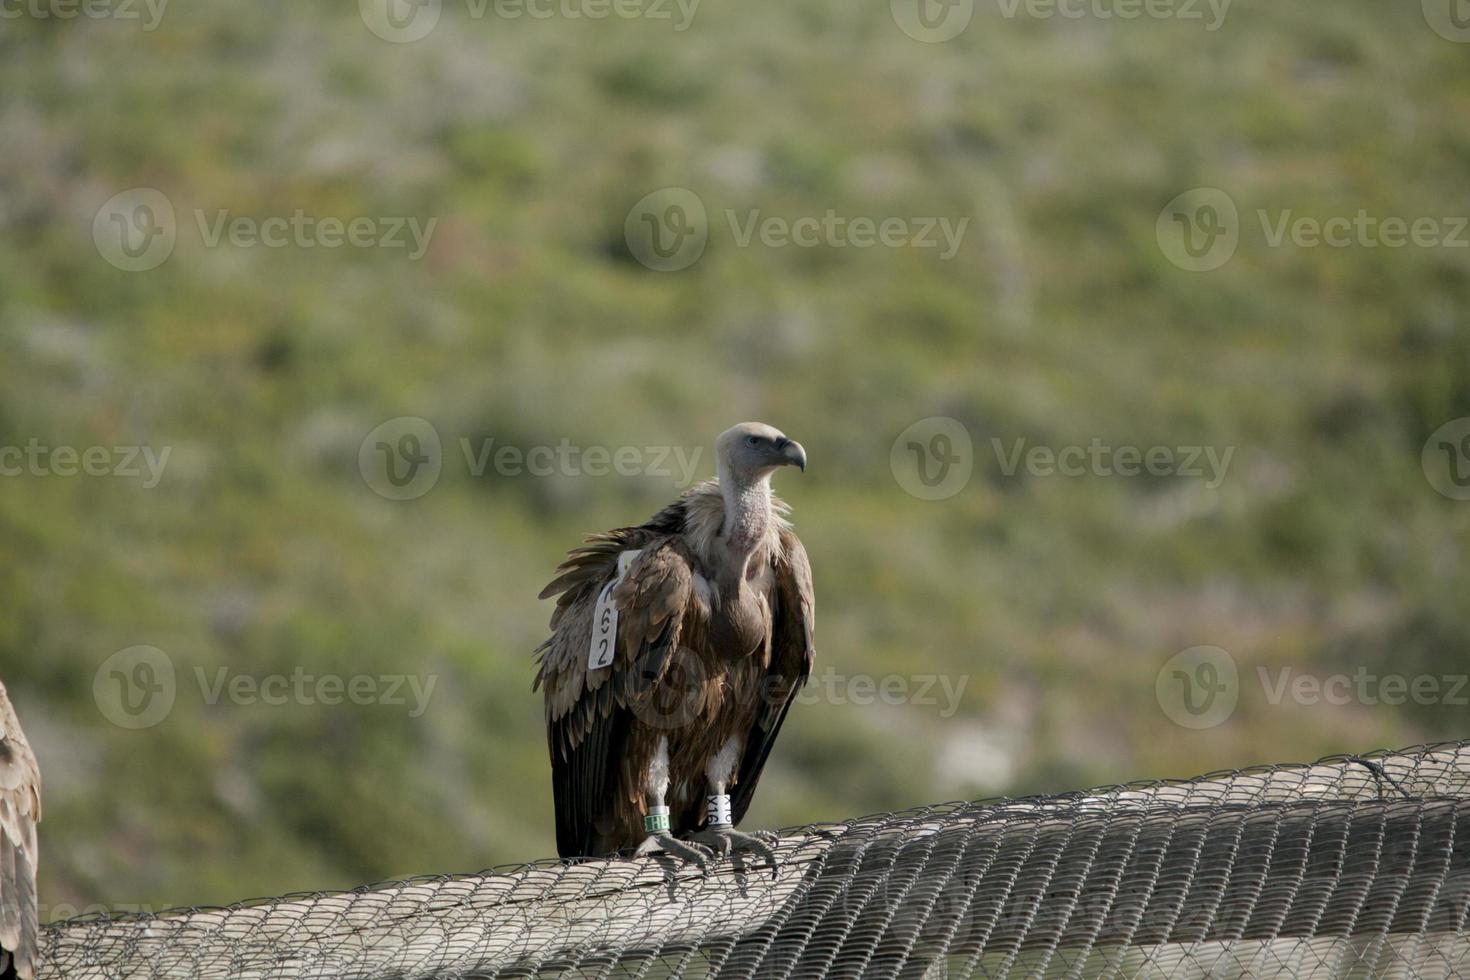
780 439 807 472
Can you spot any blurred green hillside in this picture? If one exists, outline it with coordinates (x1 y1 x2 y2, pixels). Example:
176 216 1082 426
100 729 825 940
2 0 1469 915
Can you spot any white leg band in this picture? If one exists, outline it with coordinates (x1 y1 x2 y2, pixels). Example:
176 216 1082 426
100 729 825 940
707 793 732 827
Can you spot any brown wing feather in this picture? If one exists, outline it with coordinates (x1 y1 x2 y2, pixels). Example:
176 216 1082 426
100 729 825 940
535 503 700 857
732 526 814 824
0 684 40 980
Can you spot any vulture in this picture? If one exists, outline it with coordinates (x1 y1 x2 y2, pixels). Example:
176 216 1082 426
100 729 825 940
535 422 814 865
0 682 40 980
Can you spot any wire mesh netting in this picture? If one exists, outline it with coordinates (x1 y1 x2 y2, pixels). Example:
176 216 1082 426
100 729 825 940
42 741 1470 979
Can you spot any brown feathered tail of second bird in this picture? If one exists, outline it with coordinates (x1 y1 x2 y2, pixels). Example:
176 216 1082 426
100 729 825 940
0 682 40 980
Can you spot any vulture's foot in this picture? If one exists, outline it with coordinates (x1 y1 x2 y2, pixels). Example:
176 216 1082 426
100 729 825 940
689 826 780 876
634 832 713 868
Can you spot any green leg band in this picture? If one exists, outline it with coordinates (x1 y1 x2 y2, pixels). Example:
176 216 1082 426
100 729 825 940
645 807 671 833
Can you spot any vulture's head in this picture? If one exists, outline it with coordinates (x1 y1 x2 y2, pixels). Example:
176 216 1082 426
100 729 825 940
717 422 806 484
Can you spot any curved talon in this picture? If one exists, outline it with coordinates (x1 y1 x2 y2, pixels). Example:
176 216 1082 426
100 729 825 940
689 825 780 875
635 832 713 868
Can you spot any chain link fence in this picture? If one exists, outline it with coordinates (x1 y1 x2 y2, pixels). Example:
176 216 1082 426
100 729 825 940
42 741 1470 978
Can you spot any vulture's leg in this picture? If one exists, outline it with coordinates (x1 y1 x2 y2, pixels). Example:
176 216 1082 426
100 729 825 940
688 736 779 874
633 737 712 866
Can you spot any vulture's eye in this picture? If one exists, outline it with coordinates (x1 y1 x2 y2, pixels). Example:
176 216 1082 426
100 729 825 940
746 435 761 447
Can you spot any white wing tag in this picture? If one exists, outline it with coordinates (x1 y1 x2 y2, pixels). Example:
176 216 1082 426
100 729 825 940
588 549 641 670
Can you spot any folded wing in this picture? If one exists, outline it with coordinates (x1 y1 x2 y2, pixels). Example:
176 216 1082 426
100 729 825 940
732 527 815 824
535 516 700 858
